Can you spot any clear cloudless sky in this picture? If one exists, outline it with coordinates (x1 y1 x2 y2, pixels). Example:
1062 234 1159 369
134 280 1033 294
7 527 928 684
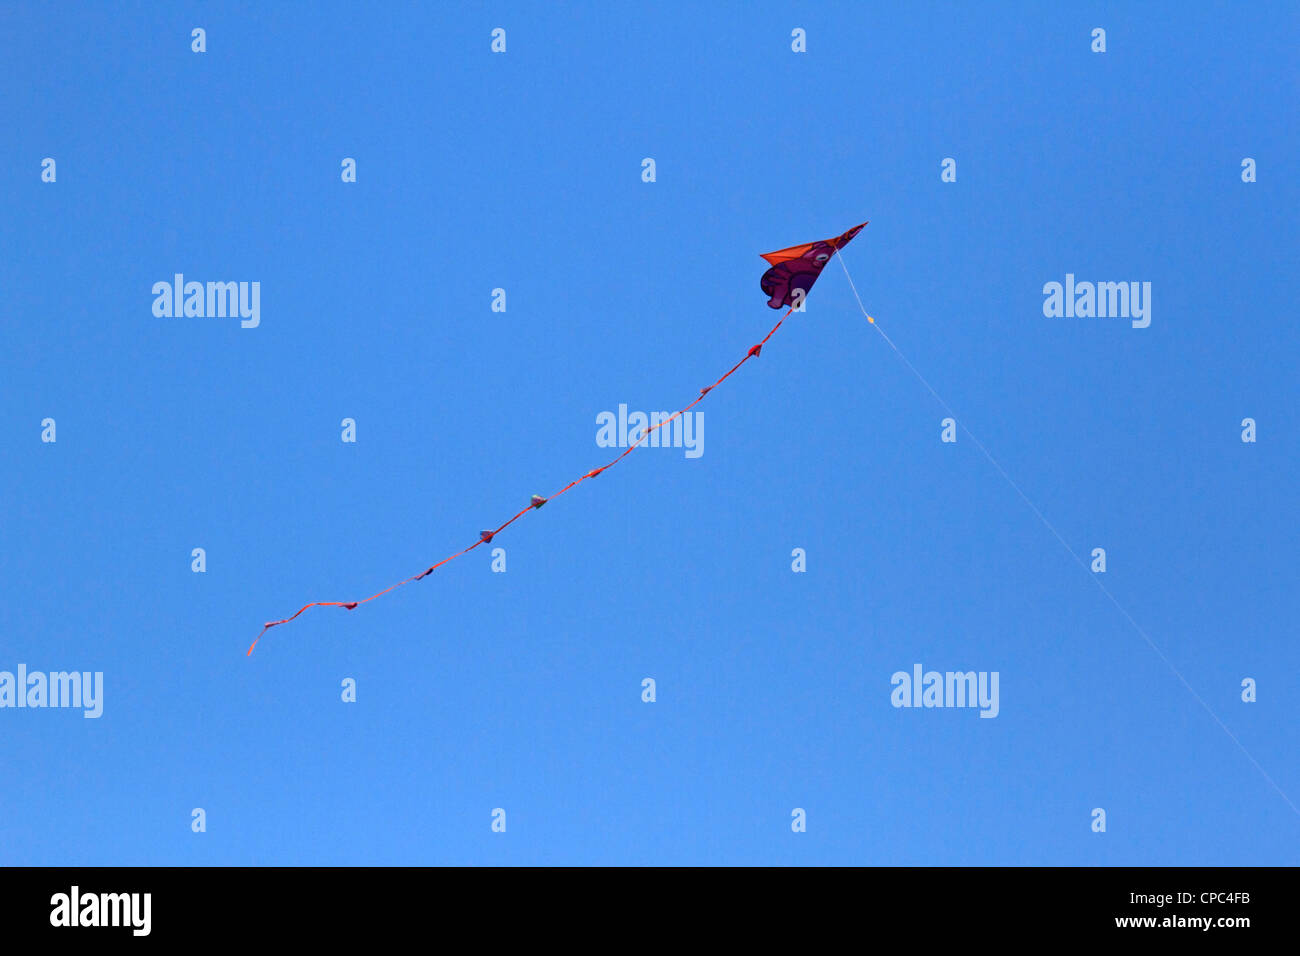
1 1 1297 865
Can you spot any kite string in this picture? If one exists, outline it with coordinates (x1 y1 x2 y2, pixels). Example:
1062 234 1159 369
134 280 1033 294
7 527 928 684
834 249 1300 818
247 308 794 656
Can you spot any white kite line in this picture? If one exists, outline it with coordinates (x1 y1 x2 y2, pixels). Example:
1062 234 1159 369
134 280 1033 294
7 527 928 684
835 248 1298 819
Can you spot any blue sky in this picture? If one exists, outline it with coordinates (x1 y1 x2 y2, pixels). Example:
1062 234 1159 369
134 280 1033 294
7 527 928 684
1 1 1296 865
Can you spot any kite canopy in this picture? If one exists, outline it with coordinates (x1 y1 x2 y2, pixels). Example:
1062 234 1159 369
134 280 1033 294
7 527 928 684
759 222 866 309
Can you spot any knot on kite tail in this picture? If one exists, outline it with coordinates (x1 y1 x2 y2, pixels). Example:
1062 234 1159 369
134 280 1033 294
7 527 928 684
748 343 763 357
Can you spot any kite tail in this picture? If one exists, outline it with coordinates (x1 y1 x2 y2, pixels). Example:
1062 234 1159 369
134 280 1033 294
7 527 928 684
248 307 795 655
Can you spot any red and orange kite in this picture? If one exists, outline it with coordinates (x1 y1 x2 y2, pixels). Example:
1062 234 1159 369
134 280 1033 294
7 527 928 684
760 222 866 309
247 223 867 655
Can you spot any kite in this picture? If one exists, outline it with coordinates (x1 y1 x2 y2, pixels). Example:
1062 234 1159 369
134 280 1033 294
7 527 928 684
247 222 867 655
760 222 866 309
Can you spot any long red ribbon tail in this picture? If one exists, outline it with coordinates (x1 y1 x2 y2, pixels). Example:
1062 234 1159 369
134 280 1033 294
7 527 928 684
248 307 795 656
